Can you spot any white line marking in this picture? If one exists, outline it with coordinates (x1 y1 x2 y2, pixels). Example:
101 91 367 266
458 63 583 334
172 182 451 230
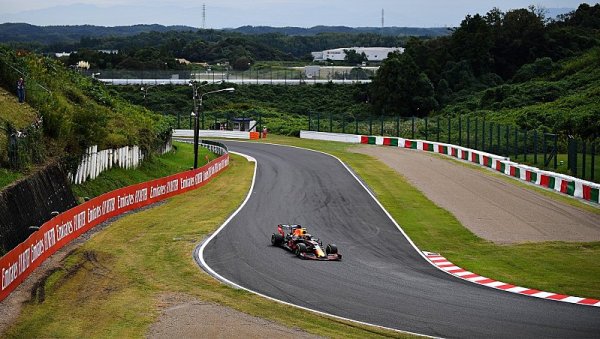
562 296 585 304
532 292 555 298
195 149 434 338
454 271 473 277
441 266 462 271
484 281 506 288
506 287 529 293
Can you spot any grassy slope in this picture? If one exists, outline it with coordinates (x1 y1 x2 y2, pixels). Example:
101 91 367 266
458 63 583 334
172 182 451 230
441 48 600 138
5 150 407 338
0 48 174 186
0 88 39 187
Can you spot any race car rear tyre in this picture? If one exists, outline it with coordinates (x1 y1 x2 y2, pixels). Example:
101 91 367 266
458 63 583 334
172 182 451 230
271 233 284 246
295 243 307 257
326 244 338 255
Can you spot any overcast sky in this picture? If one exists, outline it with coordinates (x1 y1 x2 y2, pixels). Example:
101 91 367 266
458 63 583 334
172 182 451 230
0 0 593 27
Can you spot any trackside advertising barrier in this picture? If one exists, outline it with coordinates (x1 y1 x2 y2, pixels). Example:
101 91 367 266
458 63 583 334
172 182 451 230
299 130 600 205
0 152 229 302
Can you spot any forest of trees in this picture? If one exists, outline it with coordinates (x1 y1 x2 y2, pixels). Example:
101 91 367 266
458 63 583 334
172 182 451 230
369 4 600 122
2 4 599 139
59 31 409 69
0 24 437 70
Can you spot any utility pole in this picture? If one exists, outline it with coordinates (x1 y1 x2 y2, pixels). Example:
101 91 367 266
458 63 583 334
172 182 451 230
202 4 206 29
381 9 384 35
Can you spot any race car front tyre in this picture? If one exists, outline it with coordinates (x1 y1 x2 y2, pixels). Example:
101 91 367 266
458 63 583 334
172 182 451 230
295 243 307 257
271 233 284 246
326 244 338 255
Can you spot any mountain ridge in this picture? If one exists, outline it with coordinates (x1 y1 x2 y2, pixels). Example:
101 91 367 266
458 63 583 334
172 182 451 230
0 22 449 45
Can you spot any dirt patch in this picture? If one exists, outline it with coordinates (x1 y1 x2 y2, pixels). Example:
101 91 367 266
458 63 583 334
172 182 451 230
148 293 323 339
355 146 600 244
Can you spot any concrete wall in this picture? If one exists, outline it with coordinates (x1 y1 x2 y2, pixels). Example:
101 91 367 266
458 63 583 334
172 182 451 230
0 162 77 254
300 130 361 143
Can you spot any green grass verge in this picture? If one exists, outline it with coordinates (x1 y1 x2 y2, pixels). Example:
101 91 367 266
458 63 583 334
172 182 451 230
0 88 39 128
256 135 600 299
5 144 409 338
7 135 599 337
72 142 217 199
0 88 39 188
0 168 23 189
514 153 600 184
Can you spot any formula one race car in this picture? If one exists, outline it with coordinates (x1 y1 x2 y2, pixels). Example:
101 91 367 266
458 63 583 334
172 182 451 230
270 224 342 261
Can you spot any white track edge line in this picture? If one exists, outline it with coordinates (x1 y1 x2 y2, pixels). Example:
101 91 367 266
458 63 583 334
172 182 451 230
195 150 435 338
208 141 600 312
349 142 600 308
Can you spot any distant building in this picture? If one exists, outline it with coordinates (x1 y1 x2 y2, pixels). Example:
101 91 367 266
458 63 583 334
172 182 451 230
231 118 257 132
311 47 404 62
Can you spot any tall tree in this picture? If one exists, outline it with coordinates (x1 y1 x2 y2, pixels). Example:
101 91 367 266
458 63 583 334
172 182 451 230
450 14 493 76
344 49 368 65
370 51 436 116
491 7 548 78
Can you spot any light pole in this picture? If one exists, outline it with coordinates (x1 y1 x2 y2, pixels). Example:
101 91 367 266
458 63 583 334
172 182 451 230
141 84 164 106
190 82 234 168
141 85 154 106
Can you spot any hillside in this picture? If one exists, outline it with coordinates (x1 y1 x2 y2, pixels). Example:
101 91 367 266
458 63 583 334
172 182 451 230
113 82 370 136
0 87 38 130
226 25 449 37
440 47 600 138
0 87 40 186
0 46 173 182
366 4 600 138
0 23 448 46
0 23 199 44
0 24 411 66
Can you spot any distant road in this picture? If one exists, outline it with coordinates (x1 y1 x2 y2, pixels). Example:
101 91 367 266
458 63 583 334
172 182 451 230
98 78 370 86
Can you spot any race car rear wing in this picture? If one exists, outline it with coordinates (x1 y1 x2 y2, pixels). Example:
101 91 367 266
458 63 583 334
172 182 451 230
277 224 302 235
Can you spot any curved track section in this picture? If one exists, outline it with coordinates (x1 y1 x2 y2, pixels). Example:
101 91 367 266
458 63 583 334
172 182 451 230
201 142 600 338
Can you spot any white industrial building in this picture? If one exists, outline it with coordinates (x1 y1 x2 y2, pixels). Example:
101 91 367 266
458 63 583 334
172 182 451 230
311 47 404 62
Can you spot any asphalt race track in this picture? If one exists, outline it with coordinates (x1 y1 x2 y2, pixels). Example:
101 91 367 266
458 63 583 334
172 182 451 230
199 141 600 338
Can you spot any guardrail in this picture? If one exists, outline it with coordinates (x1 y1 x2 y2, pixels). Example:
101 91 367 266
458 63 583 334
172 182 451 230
99 78 371 86
173 129 260 140
300 131 600 205
0 149 229 302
